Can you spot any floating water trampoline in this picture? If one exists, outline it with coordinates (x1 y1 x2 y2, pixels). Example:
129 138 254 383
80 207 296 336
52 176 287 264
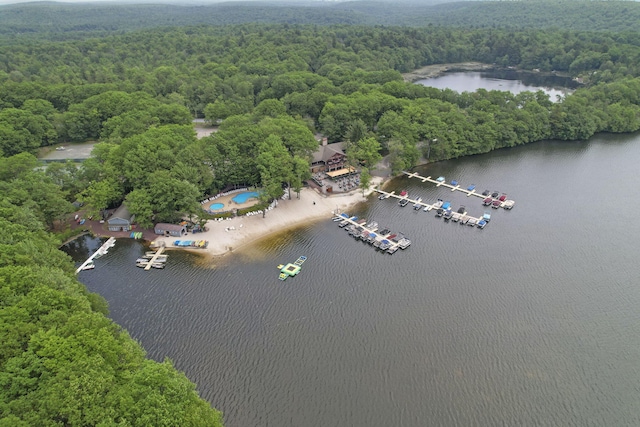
278 256 307 281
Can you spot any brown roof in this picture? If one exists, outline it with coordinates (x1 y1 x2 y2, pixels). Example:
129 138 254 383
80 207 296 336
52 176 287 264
311 142 345 164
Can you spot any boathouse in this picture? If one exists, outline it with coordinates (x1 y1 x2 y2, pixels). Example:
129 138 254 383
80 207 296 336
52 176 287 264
107 205 134 232
154 223 188 237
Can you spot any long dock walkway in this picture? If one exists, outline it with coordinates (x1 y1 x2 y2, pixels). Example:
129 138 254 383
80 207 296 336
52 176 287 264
373 189 484 223
403 171 485 198
402 171 515 209
75 236 115 273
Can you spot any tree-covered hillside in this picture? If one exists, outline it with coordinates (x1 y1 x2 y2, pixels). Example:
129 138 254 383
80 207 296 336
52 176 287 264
1 24 639 221
0 153 225 425
2 0 640 39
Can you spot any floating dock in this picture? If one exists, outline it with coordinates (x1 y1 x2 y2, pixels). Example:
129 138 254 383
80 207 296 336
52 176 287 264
402 171 515 209
75 237 116 273
143 246 165 271
374 189 486 226
334 214 409 253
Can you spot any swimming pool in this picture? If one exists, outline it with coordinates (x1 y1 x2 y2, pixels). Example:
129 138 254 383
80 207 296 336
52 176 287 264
232 191 259 204
209 203 224 211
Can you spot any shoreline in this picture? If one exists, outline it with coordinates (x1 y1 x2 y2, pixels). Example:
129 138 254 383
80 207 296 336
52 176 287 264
402 62 496 82
153 176 386 258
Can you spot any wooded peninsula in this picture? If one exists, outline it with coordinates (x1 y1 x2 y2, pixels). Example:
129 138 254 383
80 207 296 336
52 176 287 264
2 1 640 425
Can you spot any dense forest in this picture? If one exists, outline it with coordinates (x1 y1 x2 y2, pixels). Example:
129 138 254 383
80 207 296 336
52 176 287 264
2 2 640 425
3 0 640 38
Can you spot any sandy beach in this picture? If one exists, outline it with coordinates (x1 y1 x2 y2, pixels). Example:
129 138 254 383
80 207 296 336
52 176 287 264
153 177 385 257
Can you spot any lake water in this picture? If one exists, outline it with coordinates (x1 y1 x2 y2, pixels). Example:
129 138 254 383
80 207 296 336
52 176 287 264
69 131 640 427
67 72 640 426
416 70 579 101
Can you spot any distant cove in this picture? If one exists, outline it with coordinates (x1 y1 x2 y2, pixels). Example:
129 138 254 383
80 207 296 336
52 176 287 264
416 69 580 100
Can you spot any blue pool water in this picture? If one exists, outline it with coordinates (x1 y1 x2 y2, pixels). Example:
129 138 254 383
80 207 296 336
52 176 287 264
232 191 259 204
209 203 224 210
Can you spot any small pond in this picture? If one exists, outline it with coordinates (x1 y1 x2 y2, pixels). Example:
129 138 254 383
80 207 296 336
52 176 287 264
416 70 580 100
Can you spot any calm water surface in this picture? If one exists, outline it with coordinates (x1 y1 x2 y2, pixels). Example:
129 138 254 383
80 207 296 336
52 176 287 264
69 131 640 427
417 70 578 101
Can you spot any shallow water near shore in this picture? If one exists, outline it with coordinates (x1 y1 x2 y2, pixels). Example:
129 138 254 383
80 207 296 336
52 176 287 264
69 130 640 426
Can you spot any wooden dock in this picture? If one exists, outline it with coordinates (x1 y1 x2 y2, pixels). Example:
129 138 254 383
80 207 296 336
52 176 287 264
402 171 515 209
374 189 485 224
335 215 406 253
144 246 165 270
75 237 115 274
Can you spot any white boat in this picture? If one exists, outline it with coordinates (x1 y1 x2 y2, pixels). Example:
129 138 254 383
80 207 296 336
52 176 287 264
135 259 166 269
81 261 95 270
143 254 168 262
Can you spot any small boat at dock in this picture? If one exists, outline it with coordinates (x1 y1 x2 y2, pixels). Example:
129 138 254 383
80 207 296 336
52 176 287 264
398 236 412 249
81 261 95 270
136 259 165 269
143 253 168 261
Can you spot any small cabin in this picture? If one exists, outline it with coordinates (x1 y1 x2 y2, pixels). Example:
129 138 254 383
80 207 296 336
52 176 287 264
154 223 188 237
